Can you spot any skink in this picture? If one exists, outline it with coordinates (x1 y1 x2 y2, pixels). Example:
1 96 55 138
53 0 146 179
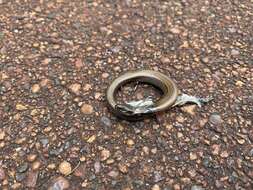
106 70 179 120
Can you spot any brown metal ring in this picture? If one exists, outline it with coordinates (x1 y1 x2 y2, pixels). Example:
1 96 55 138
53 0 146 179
106 70 179 120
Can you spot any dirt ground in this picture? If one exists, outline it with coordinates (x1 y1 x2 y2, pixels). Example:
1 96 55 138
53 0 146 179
0 0 252 189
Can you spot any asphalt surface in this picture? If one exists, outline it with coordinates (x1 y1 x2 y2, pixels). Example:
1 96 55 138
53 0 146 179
0 0 252 189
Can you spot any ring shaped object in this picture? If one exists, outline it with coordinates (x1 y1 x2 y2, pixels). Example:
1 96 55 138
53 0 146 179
106 70 178 120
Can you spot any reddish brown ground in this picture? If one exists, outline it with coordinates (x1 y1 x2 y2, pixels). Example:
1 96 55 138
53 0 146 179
0 0 252 189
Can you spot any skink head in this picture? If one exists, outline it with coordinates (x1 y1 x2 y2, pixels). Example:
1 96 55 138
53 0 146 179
115 96 155 116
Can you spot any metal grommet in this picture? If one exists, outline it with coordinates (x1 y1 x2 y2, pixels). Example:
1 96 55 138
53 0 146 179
106 70 178 120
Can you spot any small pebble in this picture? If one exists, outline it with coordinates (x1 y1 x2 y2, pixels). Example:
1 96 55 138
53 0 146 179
102 73 109 78
118 163 128 174
16 103 27 111
212 144 220 155
32 161 41 170
73 164 86 178
101 149 110 161
94 92 102 99
190 152 198 160
191 185 205 190
80 156 86 162
181 105 196 115
16 172 26 182
235 81 244 87
176 116 185 123
201 57 209 63
108 170 119 178
40 78 50 87
40 138 49 147
152 184 161 190
74 58 83 69
177 132 183 138
68 83 81 95
220 151 229 158
142 146 149 154
174 184 180 190
27 154 37 162
47 163 56 170
151 148 157 154
170 27 181 34
58 161 72 175
231 49 240 56
237 138 245 144
100 116 112 127
153 171 164 182
126 139 135 146
2 179 8 185
31 84 40 93
48 176 70 190
160 57 170 64
42 58 51 65
33 42 40 47
94 161 101 173
12 183 22 189
81 104 93 114
209 114 223 125
87 135 96 143
228 27 236 33
81 181 88 188
106 158 115 164
215 180 222 188
17 162 29 173
44 126 52 133
25 23 33 30
0 167 5 180
83 84 92 91
0 130 5 140
86 46 93 51
25 171 38 188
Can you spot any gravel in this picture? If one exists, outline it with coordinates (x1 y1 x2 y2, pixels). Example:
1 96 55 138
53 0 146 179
191 185 205 190
100 116 112 127
209 114 223 125
0 0 252 189
17 163 28 173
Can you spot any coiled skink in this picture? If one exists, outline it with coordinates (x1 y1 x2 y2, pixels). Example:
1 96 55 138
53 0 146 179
106 70 179 120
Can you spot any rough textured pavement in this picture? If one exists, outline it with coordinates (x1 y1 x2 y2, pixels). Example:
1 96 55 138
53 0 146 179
0 0 252 189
